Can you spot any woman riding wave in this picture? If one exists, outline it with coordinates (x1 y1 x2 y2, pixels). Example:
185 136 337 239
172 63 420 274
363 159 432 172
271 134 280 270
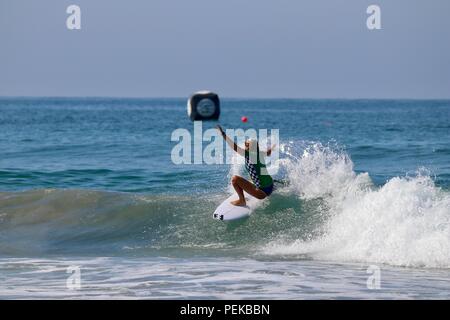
217 125 275 206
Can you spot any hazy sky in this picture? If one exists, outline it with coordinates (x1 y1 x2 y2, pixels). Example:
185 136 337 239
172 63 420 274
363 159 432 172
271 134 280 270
1 0 450 98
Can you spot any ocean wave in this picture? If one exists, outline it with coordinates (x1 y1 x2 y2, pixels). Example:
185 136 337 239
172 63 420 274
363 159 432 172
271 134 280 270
0 188 310 257
263 142 450 269
0 141 449 269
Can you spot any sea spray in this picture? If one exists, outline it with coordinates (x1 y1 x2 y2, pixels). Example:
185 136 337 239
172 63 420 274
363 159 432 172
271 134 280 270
263 142 450 268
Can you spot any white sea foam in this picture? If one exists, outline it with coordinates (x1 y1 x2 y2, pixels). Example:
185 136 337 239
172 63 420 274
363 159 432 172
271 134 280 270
2 257 448 299
264 142 450 268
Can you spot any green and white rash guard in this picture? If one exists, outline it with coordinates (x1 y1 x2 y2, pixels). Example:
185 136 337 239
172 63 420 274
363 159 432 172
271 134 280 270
244 149 273 189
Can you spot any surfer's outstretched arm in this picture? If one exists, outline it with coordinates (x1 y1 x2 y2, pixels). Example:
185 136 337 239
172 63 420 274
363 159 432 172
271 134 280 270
216 125 245 156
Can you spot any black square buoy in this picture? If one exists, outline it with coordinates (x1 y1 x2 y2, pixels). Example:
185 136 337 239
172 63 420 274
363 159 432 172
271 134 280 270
187 91 220 121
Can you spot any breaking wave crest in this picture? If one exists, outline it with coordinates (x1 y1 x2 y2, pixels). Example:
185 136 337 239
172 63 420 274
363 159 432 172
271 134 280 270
264 142 450 268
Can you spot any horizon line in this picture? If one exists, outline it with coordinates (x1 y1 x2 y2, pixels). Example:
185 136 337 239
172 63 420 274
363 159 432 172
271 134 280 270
1 95 450 101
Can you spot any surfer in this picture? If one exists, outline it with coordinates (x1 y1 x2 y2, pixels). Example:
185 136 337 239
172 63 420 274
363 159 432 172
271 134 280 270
216 125 275 206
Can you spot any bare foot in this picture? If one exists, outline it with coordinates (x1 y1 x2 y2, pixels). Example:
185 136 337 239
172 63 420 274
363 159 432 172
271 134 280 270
231 199 246 206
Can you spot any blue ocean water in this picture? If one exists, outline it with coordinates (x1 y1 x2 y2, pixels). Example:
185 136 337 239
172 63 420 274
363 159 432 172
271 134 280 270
0 97 449 299
0 98 449 192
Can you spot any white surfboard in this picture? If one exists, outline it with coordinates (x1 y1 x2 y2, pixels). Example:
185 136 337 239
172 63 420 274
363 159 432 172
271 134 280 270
213 194 260 221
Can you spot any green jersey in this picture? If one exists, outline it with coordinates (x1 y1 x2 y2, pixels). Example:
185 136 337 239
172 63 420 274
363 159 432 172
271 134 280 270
244 149 273 189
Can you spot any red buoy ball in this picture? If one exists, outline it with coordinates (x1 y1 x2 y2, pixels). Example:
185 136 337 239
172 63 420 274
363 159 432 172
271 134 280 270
241 116 248 123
